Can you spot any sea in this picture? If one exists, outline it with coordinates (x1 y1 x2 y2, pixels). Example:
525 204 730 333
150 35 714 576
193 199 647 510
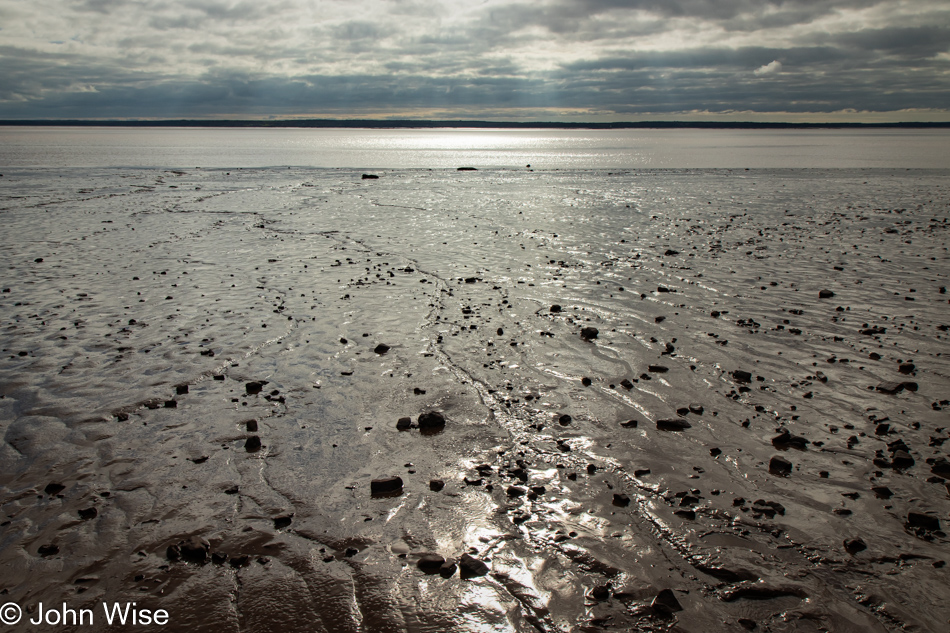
1 126 948 169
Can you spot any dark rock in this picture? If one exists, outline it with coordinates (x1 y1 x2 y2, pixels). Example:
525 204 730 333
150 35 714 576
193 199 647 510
244 436 262 452
710 447 722 457
180 536 210 563
457 167 478 171
648 365 669 373
458 553 489 577
891 450 914 469
613 493 631 507
656 418 691 431
689 403 704 415
37 544 59 557
874 423 890 435
44 482 65 495
590 585 611 601
371 476 403 495
819 289 835 298
674 510 696 520
345 547 359 557
871 486 893 499
245 381 267 395
246 419 258 432
931 458 950 477
581 376 592 386
558 414 572 425
429 479 445 492
78 507 98 520
876 381 904 394
844 538 867 555
440 558 458 577
901 381 918 392
580 327 599 341
550 304 562 313
769 456 793 476
418 411 446 430
396 416 412 430
417 553 445 573
507 486 527 497
899 363 915 374
677 406 690 416
361 174 379 179
772 431 808 450
620 419 638 428
657 285 670 293
164 400 177 408
176 385 189 395
907 512 940 532
273 515 293 529
634 469 651 477
620 378 634 390
752 499 786 517
732 370 753 383
211 552 228 565
374 343 390 354
651 589 683 616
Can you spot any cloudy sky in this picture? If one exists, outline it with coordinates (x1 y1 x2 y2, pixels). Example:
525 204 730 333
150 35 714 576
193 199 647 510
1 0 948 121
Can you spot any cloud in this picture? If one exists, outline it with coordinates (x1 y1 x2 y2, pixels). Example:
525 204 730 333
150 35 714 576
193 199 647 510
754 60 782 75
0 0 948 119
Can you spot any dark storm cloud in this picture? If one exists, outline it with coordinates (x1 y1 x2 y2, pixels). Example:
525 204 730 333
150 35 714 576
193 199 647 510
1 0 948 119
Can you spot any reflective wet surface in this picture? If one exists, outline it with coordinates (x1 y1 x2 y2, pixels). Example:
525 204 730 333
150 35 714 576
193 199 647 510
1 167 949 631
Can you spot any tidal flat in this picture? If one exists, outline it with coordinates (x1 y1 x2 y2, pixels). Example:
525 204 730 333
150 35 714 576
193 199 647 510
1 167 948 632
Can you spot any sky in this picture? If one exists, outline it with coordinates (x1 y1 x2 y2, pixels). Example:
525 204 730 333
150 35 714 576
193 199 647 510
1 0 948 122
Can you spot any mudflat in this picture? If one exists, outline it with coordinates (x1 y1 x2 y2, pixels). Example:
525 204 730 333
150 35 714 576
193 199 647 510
1 167 948 632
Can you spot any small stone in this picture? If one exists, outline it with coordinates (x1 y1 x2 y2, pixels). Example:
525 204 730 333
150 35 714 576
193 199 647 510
688 403 704 415
429 479 445 492
620 378 634 389
374 343 390 354
590 585 611 601
875 381 904 394
246 419 258 432
620 419 638 428
396 417 412 430
180 536 210 563
648 365 669 373
580 326 599 341
458 553 490 578
44 483 65 495
732 370 752 383
274 515 293 529
417 553 445 573
550 304 562 313
769 456 792 476
440 558 458 577
418 411 446 430
656 419 691 431
176 385 189 395
613 493 630 507
581 376 592 386
78 507 98 520
361 174 379 179
819 289 835 298
507 486 526 497
899 363 915 374
906 512 940 531
245 381 267 395
651 589 683 615
371 476 404 495
844 538 867 555
244 436 262 452
558 414 572 425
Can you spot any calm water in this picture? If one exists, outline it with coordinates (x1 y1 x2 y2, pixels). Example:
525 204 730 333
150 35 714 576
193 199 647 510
1 126 948 169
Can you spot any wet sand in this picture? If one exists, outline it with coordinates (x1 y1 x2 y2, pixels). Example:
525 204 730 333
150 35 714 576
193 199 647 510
1 167 949 632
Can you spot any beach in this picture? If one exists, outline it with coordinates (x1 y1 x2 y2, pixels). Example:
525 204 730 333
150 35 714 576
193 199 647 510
1 165 949 632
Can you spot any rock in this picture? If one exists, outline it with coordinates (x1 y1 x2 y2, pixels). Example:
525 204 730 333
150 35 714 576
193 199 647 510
244 436 262 452
710 447 722 457
78 507 98 520
634 468 651 477
580 326 599 341
245 381 267 395
613 493 631 507
874 423 890 435
245 419 258 433
620 419 638 428
901 381 918 392
38 544 59 556
844 538 867 555
361 174 379 179
396 417 412 430
656 419 691 431
429 479 445 492
457 167 478 171
891 450 914 469
374 343 390 354
558 414 572 425
819 289 835 298
620 378 634 390
769 456 793 476
676 406 690 415
688 403 704 415
906 512 940 532
590 585 611 601
458 553 490 578
876 381 904 394
931 457 950 477
899 363 915 374
418 411 446 430
371 476 403 495
732 370 752 383
440 558 458 577
871 486 893 499
180 536 210 563
772 431 808 450
44 482 65 495
648 365 669 373
664 249 679 256
417 553 445 573
651 589 683 615
176 385 189 395
274 515 293 529
581 376 592 386
550 304 562 313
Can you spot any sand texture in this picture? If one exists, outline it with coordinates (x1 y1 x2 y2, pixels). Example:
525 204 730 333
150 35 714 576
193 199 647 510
1 167 949 632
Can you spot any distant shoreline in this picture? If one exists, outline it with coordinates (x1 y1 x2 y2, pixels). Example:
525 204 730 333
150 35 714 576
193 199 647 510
2 119 949 129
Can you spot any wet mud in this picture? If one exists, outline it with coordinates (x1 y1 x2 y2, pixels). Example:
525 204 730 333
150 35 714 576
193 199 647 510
1 167 949 632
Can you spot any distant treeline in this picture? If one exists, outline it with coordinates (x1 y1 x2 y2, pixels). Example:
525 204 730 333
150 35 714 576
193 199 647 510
2 119 949 129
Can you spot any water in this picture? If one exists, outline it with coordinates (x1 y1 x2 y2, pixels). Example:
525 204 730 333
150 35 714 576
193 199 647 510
1 126 948 169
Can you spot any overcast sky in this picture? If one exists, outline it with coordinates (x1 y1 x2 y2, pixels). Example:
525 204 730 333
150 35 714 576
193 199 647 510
1 0 948 121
